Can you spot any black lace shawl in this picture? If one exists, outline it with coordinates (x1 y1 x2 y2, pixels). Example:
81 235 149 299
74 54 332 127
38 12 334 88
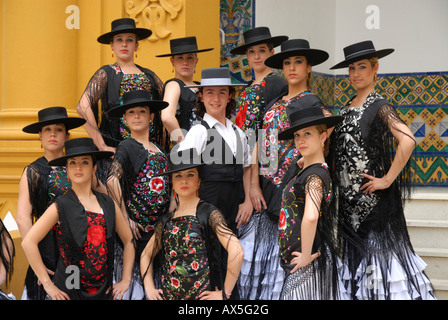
77 64 166 149
279 164 340 299
163 78 200 132
26 157 52 221
0 219 14 287
106 138 168 218
24 157 62 299
328 94 424 299
53 189 116 300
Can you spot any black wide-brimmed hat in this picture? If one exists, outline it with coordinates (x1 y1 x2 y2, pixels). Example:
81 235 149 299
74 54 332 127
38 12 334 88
278 95 343 140
155 36 214 57
330 40 394 70
264 39 329 69
107 90 168 118
184 67 246 88
230 26 288 55
155 147 203 177
22 106 86 134
48 138 114 166
97 18 152 44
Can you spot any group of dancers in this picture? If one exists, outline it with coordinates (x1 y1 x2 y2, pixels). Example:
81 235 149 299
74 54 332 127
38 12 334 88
0 17 437 300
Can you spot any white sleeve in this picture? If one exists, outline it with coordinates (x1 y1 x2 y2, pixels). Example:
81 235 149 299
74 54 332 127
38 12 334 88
238 128 252 167
178 124 208 156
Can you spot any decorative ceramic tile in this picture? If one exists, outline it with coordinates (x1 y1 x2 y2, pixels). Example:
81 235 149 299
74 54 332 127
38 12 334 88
220 0 255 83
218 0 448 187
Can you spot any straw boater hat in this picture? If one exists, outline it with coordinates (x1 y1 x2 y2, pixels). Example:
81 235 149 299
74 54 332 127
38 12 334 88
22 106 86 134
184 67 247 88
230 26 288 55
330 40 394 70
278 95 343 141
155 147 203 177
107 90 168 118
97 18 152 44
48 138 114 166
155 36 214 57
264 39 329 69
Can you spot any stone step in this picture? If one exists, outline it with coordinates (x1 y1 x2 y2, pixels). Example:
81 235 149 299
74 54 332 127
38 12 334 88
407 219 448 249
404 187 448 221
414 247 448 280
432 279 448 300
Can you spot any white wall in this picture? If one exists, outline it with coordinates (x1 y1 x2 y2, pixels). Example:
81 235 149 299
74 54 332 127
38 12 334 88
256 0 448 74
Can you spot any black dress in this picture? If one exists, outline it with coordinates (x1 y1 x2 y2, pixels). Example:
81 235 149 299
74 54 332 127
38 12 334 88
148 201 232 300
163 78 201 132
278 163 341 300
330 91 436 300
23 157 71 300
53 190 116 300
0 219 15 300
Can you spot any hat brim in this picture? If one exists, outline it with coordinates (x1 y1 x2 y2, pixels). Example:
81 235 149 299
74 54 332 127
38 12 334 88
264 49 329 69
330 48 394 70
47 150 114 166
278 116 344 141
22 118 86 134
154 163 204 177
107 100 169 118
155 48 214 58
97 28 152 44
184 82 247 88
230 35 289 55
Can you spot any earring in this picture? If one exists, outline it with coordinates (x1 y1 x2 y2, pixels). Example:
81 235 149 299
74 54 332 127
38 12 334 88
172 68 174 73
173 190 179 206
112 51 114 58
322 141 325 152
135 52 138 59
40 143 43 149
374 73 377 83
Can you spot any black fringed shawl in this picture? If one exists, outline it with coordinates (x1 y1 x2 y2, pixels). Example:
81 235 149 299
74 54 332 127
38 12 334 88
146 201 234 298
79 64 165 149
53 189 116 300
329 93 424 299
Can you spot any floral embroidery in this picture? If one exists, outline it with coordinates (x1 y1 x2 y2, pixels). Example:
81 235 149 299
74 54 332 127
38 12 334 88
278 163 331 268
127 148 170 232
109 62 154 140
261 92 311 185
334 92 380 231
57 210 108 295
162 215 209 300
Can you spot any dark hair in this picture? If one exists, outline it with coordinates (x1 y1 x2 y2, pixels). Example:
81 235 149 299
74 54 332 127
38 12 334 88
283 55 311 88
194 87 236 119
245 42 274 53
38 123 68 134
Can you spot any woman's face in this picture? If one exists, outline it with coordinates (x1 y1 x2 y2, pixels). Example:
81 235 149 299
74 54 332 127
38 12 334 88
282 55 311 86
123 106 153 133
66 155 96 185
293 125 326 158
39 124 68 152
246 43 274 73
348 59 378 91
172 168 201 198
111 33 138 61
170 53 198 78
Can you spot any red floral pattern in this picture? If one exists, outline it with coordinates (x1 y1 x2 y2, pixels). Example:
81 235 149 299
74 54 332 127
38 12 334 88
57 210 108 295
